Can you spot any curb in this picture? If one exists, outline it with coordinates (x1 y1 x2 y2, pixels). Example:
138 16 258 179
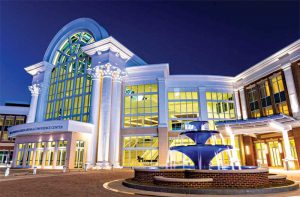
122 180 300 195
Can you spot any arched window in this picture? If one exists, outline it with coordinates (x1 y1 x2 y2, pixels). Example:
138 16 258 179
45 32 95 122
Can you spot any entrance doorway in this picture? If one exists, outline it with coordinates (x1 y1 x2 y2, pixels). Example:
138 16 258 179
74 141 84 168
255 142 268 166
268 141 283 167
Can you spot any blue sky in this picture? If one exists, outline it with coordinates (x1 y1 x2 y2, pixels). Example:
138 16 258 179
0 1 299 104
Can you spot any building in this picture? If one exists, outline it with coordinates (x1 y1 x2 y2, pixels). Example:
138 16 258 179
0 102 29 165
8 18 300 170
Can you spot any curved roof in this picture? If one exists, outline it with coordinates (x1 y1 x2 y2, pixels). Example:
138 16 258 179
43 18 109 63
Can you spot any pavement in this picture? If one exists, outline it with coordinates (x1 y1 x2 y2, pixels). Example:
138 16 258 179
0 168 299 197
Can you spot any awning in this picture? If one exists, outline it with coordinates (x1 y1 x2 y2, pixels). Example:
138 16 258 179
216 114 300 135
8 120 93 137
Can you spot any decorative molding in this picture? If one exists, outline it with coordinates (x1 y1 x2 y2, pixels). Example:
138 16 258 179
25 61 54 76
281 63 292 71
28 84 42 96
87 66 102 80
82 36 134 61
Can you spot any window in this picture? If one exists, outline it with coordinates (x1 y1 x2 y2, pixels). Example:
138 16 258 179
206 92 235 119
74 141 84 168
246 86 261 118
259 80 273 116
123 84 158 128
122 136 158 167
168 90 199 131
45 32 94 122
206 92 236 130
245 72 290 118
270 73 289 115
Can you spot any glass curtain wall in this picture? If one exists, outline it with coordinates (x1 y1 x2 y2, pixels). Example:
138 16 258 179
124 84 158 128
245 72 290 118
168 90 199 131
168 137 195 167
122 136 158 167
45 32 94 122
206 92 236 130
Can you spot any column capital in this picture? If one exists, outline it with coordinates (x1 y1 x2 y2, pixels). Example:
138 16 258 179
99 63 116 78
28 84 42 96
113 69 127 82
281 63 292 71
87 66 102 80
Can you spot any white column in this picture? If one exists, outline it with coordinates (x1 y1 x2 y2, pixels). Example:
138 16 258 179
282 63 300 118
225 125 240 167
86 66 102 167
234 90 242 119
282 129 293 160
109 70 125 168
97 63 114 168
27 84 41 123
239 88 248 120
157 78 168 127
198 87 208 121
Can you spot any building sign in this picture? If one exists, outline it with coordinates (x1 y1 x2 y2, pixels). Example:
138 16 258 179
8 122 67 137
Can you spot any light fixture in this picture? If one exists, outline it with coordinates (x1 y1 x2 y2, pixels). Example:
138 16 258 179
245 145 250 155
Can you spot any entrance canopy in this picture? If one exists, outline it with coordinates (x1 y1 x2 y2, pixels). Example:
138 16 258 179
216 114 300 136
8 120 93 137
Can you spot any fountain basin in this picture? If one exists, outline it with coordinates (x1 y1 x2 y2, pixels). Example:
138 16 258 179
133 168 271 188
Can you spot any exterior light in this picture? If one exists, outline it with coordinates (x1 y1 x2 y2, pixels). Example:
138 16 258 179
245 145 250 155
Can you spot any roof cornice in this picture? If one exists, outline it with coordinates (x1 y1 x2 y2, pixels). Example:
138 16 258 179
234 39 300 82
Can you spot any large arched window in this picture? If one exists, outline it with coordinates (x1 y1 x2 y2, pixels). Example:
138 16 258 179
45 32 95 122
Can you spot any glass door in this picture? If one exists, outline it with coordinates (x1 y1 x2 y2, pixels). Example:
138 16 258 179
268 141 283 167
255 142 268 166
74 141 84 168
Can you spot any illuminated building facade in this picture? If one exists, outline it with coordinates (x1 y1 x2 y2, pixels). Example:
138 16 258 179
8 18 300 170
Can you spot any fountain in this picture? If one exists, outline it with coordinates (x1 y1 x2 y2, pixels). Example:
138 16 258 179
170 121 232 169
122 121 299 194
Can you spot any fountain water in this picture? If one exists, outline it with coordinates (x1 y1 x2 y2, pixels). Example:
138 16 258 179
170 121 232 169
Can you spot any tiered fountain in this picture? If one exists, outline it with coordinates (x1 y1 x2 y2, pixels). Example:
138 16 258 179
122 121 298 194
170 121 232 169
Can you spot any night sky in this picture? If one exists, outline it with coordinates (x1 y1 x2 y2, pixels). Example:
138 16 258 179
0 1 299 104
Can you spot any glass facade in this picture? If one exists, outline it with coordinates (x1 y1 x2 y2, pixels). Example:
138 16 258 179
270 73 289 115
15 140 68 168
259 80 273 116
0 114 26 142
122 135 158 167
168 90 199 131
45 32 95 122
123 84 158 128
245 72 289 118
169 137 195 166
206 92 236 130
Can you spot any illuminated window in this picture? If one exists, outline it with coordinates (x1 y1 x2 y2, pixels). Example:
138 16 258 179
168 137 194 166
270 73 289 115
246 86 261 118
122 136 158 167
123 84 158 128
45 32 94 122
168 90 199 131
206 92 236 119
259 80 273 116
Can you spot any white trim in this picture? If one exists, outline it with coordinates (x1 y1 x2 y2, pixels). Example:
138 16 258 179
0 106 29 115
